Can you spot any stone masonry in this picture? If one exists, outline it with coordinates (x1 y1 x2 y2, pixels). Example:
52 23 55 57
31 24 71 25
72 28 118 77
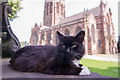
30 0 118 55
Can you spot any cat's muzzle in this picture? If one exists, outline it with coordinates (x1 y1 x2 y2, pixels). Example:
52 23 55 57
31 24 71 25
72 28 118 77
75 54 83 60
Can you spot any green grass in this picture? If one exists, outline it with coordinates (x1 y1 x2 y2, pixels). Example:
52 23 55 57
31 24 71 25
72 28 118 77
80 59 119 78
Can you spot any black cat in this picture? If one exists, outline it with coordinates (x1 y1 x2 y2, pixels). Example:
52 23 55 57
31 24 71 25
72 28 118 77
9 31 91 75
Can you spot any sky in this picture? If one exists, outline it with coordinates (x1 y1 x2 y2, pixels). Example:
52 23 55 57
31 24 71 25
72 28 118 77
10 0 119 42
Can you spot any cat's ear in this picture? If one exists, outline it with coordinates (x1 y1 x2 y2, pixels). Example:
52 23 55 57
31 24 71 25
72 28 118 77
57 31 65 41
75 31 85 42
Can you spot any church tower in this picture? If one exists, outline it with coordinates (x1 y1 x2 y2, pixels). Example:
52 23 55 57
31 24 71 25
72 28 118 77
43 0 65 27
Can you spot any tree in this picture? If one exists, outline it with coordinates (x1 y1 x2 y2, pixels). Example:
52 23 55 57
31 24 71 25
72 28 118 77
20 41 28 48
8 0 22 21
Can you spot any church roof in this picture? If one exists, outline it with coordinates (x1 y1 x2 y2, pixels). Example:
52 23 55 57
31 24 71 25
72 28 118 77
58 6 101 25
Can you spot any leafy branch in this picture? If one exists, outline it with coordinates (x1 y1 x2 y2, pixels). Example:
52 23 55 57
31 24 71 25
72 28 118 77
8 0 23 21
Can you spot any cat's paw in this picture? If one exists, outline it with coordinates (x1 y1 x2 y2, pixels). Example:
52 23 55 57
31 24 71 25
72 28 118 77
79 66 91 76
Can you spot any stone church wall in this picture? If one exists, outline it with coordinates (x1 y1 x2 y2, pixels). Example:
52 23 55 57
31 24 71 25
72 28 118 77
30 0 118 54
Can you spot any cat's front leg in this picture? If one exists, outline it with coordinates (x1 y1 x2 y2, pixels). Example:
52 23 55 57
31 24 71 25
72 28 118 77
72 59 91 75
79 66 91 76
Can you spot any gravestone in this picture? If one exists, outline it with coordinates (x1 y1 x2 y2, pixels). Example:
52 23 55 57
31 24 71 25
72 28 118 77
0 1 20 58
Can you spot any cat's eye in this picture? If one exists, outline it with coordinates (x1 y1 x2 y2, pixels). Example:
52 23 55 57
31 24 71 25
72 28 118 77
61 45 65 48
72 45 77 48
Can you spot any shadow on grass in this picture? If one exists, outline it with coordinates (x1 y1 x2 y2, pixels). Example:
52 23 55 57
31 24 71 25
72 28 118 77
88 67 119 78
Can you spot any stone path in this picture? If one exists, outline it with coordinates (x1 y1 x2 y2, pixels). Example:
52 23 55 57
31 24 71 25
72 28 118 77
83 54 119 62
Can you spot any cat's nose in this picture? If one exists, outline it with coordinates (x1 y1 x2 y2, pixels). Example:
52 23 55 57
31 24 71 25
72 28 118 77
75 55 82 60
66 48 70 53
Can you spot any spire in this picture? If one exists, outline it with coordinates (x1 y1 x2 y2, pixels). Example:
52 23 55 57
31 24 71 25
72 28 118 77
40 22 42 28
40 22 42 27
35 23 38 26
109 8 112 16
106 1 107 5
31 26 34 32
100 0 104 5
83 8 85 17
86 8 88 16
101 0 104 3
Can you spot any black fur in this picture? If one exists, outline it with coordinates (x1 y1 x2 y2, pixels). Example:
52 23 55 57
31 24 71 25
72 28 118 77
9 31 85 75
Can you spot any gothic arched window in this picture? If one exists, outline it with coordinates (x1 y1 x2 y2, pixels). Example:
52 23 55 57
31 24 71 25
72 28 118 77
46 3 49 15
56 2 59 13
41 34 44 45
47 33 51 44
76 27 82 35
50 2 52 13
33 32 38 45
56 34 59 45
91 25 95 42
61 4 64 15
107 23 110 36
98 40 101 48
65 29 70 36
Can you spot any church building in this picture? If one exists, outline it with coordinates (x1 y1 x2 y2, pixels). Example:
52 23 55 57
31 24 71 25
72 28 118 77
30 0 117 54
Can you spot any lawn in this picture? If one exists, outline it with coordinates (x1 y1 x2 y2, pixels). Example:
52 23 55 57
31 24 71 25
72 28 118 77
80 59 119 78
